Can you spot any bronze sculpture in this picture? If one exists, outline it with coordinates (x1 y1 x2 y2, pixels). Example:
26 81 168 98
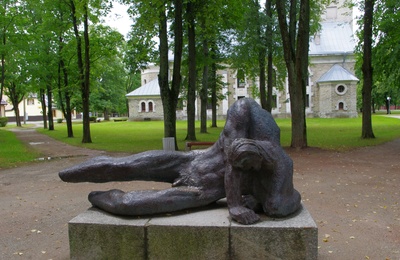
59 98 301 225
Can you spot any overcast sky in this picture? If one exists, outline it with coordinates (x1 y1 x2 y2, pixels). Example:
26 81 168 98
104 2 132 38
105 2 361 39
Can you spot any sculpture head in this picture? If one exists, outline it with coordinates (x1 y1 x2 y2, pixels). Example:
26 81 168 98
228 139 263 171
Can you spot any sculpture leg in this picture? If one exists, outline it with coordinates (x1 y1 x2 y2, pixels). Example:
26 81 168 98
59 150 196 183
88 187 220 216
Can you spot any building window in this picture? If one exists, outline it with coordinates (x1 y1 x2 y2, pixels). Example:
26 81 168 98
326 6 337 20
141 102 146 112
306 94 310 108
338 102 344 110
27 98 34 105
148 102 153 112
335 84 348 95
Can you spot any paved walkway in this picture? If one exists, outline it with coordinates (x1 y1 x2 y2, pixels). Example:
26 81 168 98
9 126 104 159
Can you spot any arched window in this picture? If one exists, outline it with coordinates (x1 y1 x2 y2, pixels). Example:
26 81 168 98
338 102 344 110
148 102 153 112
141 102 146 112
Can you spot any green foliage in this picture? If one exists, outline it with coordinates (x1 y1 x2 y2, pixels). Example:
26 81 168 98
354 0 400 108
37 116 400 153
0 129 39 168
0 117 8 127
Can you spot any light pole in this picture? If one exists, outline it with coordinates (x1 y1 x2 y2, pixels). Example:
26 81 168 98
386 96 391 114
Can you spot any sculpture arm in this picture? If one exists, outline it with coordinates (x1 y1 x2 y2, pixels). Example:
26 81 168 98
224 164 260 225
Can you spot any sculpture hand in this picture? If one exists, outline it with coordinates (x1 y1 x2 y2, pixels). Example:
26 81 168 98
242 195 262 212
229 206 260 225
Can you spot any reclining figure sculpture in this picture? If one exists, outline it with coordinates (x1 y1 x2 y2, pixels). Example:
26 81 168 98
59 98 301 225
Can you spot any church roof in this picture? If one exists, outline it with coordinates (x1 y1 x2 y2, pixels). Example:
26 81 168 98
126 78 160 97
317 64 359 83
310 22 355 55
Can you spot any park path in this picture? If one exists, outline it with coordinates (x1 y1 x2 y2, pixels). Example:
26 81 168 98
8 126 104 159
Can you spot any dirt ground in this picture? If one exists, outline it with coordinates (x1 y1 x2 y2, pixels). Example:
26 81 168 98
0 126 399 260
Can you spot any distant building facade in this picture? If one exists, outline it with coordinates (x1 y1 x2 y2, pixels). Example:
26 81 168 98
1 93 75 122
126 0 359 121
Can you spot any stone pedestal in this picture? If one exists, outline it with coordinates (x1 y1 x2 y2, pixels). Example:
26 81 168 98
68 203 317 260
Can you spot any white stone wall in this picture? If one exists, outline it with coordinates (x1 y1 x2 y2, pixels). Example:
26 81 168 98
128 97 164 121
316 81 358 118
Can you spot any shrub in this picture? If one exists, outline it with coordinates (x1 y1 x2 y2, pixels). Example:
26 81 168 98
0 117 8 127
89 116 97 122
57 118 63 123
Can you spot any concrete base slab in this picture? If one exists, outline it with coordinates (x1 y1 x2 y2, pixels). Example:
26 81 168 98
68 203 317 260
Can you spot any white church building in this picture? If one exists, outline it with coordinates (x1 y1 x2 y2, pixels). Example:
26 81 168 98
126 0 359 121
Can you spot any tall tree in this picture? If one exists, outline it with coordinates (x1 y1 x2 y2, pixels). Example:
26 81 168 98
158 0 183 149
1 0 31 126
265 0 275 112
185 0 197 141
69 0 92 143
125 0 183 149
361 0 375 138
276 0 310 149
0 0 9 115
370 0 400 113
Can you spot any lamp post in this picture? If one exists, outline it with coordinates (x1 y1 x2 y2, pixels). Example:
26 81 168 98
386 96 391 114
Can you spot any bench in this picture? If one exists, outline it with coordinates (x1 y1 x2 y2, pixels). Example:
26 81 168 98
185 142 215 151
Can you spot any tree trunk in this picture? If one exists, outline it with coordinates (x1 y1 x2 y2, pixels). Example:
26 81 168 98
256 0 267 110
186 1 197 141
200 34 209 134
293 0 309 148
258 48 267 110
1 13 6 116
58 49 73 137
0 53 4 116
40 89 48 129
158 0 183 150
9 83 23 127
276 0 308 149
70 0 89 142
210 45 218 128
46 81 54 131
57 9 73 138
361 0 375 139
265 0 274 112
104 108 110 121
266 53 274 112
81 3 91 143
64 91 73 137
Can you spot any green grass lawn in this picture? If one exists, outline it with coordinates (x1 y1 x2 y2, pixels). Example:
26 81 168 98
0 129 40 169
37 120 225 153
1 114 399 168
37 114 400 153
